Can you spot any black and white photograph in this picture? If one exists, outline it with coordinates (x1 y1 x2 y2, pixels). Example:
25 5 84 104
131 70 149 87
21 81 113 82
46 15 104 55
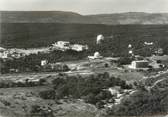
0 0 168 117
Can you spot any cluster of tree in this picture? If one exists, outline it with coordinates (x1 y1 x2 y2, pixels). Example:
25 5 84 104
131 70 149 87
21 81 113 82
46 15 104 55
1 49 85 74
108 87 168 116
39 72 132 108
118 57 132 65
1 55 41 74
30 105 54 117
0 79 46 88
41 64 69 72
106 77 168 116
1 49 134 74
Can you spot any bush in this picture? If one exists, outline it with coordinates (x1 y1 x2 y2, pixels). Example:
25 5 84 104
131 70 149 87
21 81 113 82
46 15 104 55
31 105 41 113
39 79 47 85
51 72 132 105
39 90 56 99
30 105 54 117
118 57 132 65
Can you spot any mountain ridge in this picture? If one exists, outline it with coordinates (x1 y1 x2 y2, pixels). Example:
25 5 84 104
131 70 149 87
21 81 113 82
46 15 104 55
0 11 100 24
88 12 168 25
1 11 168 24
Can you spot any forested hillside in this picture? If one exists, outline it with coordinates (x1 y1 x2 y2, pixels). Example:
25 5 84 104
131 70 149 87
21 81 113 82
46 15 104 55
1 11 168 25
1 23 168 56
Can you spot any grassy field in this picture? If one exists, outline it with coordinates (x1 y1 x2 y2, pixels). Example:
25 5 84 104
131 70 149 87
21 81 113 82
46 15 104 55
0 59 167 117
0 86 98 117
0 58 145 83
0 68 167 117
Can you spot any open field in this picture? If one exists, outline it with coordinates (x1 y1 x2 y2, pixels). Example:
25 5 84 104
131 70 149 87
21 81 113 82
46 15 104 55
0 86 98 117
14 47 50 55
0 58 146 83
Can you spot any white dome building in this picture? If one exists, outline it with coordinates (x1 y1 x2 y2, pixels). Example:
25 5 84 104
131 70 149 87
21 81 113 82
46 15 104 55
96 34 104 44
128 44 132 48
88 51 103 59
94 52 101 58
129 50 133 54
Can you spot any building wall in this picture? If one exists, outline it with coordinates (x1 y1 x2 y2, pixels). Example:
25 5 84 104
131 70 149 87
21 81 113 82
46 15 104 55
135 61 148 68
130 61 148 69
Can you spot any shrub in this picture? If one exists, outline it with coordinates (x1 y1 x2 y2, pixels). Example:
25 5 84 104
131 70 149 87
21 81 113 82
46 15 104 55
31 105 41 113
51 72 132 105
118 57 132 65
39 79 47 85
39 90 56 99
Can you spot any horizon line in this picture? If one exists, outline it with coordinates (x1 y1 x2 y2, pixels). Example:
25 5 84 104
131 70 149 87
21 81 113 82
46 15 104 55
1 10 168 15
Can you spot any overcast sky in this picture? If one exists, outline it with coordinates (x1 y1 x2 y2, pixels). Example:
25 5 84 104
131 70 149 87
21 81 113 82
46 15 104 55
0 0 168 15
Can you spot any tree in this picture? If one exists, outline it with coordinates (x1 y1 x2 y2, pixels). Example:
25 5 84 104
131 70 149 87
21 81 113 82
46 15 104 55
39 90 56 99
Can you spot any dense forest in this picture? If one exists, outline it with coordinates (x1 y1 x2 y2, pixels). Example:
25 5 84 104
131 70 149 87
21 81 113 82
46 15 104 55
39 72 133 109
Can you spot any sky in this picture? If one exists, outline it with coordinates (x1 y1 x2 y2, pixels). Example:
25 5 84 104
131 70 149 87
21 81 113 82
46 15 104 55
0 0 168 15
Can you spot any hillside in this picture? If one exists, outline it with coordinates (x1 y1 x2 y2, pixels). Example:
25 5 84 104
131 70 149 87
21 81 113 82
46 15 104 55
0 69 168 116
89 12 168 25
108 71 168 116
1 23 168 56
0 11 100 24
1 11 168 24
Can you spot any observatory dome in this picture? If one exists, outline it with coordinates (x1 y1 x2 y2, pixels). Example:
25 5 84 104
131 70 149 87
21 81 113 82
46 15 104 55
94 52 101 58
97 34 104 44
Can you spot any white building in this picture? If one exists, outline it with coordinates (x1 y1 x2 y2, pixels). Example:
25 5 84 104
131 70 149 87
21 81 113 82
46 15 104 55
52 41 88 52
129 60 149 69
0 47 7 58
154 48 163 55
96 34 104 44
71 44 88 52
129 50 133 54
144 42 154 46
41 60 48 66
0 51 8 59
88 52 103 60
52 41 70 50
128 44 132 48
57 41 70 47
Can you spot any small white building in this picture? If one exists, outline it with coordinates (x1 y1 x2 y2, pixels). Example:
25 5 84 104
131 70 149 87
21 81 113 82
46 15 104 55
128 44 132 48
108 86 120 96
57 41 70 47
41 60 48 66
129 50 133 54
144 42 154 46
0 51 8 59
129 60 149 69
96 34 104 44
88 52 103 60
71 44 88 52
51 41 89 52
0 47 7 59
52 41 70 50
154 48 163 55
